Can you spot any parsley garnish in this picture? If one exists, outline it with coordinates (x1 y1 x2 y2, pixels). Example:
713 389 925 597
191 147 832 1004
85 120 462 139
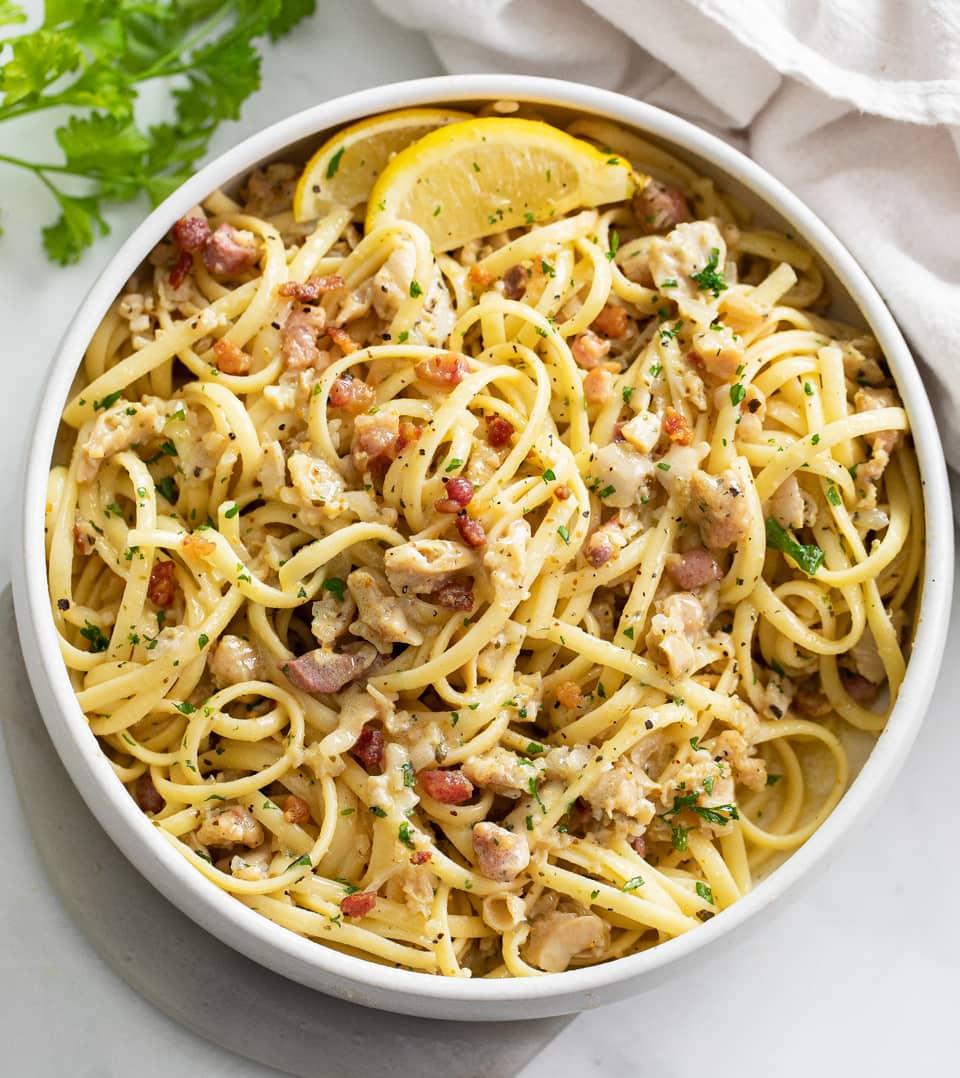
0 2 315 265
287 854 312 870
765 517 826 576
622 876 644 891
605 229 620 261
398 821 415 849
155 476 177 503
223 502 239 519
93 391 122 411
556 525 570 544
326 146 345 178
622 386 634 405
730 382 746 406
322 577 346 602
369 806 387 818
409 280 422 298
690 247 728 297
541 260 556 277
401 762 415 788
80 620 109 652
542 468 556 483
696 881 715 905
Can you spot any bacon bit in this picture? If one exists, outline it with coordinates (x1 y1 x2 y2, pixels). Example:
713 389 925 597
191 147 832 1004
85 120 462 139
352 724 384 772
418 769 475 805
416 352 467 387
410 850 432 865
428 580 474 611
555 485 571 501
278 274 345 302
665 548 723 589
840 670 880 706
468 264 493 288
456 513 486 548
182 533 217 560
134 772 164 814
591 303 629 339
663 406 693 446
202 223 260 276
340 891 377 919
795 679 832 718
435 477 474 513
556 681 583 709
172 214 210 252
396 419 422 454
584 530 614 568
502 264 528 300
73 521 94 556
213 337 251 376
486 415 514 447
328 375 375 414
169 250 193 289
686 350 706 375
352 413 400 472
283 794 311 824
147 560 177 609
583 366 614 405
326 324 359 355
629 835 646 858
571 329 612 370
633 179 691 234
280 649 375 694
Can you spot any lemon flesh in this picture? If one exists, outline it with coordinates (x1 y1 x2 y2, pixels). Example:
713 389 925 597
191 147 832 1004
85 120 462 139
364 117 635 251
293 107 472 222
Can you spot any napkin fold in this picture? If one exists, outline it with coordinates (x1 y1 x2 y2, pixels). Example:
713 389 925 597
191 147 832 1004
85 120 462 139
375 0 960 507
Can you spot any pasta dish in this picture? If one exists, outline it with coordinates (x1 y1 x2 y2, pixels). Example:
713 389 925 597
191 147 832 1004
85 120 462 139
45 106 921 977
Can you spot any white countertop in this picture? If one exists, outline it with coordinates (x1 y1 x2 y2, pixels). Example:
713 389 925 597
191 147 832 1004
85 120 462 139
1 4 957 1074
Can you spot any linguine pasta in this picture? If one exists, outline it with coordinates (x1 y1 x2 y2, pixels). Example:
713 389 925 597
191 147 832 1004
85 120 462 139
45 109 920 977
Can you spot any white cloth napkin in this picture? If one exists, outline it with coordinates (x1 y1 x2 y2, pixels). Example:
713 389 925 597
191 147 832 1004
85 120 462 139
374 0 960 507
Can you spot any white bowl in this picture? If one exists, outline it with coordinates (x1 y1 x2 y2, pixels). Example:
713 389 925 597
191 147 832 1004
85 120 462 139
13 75 954 1021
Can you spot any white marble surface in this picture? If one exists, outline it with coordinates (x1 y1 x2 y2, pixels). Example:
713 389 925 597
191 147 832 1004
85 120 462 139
1 3 957 1075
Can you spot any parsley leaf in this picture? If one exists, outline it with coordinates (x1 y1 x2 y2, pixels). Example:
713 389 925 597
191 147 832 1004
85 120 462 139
0 2 316 264
765 517 826 576
690 247 728 297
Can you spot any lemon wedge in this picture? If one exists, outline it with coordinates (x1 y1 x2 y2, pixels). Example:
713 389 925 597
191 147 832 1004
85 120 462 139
293 107 473 222
364 117 635 251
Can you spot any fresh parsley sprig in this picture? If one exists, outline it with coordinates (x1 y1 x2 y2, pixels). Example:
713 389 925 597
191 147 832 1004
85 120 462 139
0 1 315 264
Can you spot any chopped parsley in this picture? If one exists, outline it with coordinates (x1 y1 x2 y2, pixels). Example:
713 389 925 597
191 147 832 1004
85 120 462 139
198 633 209 649
605 229 620 261
398 821 415 849
80 621 109 652
93 391 122 411
174 701 196 715
695 881 715 905
765 517 826 576
556 524 570 544
409 280 423 298
223 501 239 519
622 876 644 892
401 762 415 788
541 260 556 277
287 853 312 870
155 476 178 503
690 247 728 297
622 386 634 405
369 806 387 818
730 382 746 406
542 468 556 483
326 147 345 179
445 459 463 473
322 577 346 602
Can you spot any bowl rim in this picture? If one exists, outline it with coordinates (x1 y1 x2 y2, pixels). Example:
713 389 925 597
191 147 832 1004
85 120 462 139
13 73 954 1015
